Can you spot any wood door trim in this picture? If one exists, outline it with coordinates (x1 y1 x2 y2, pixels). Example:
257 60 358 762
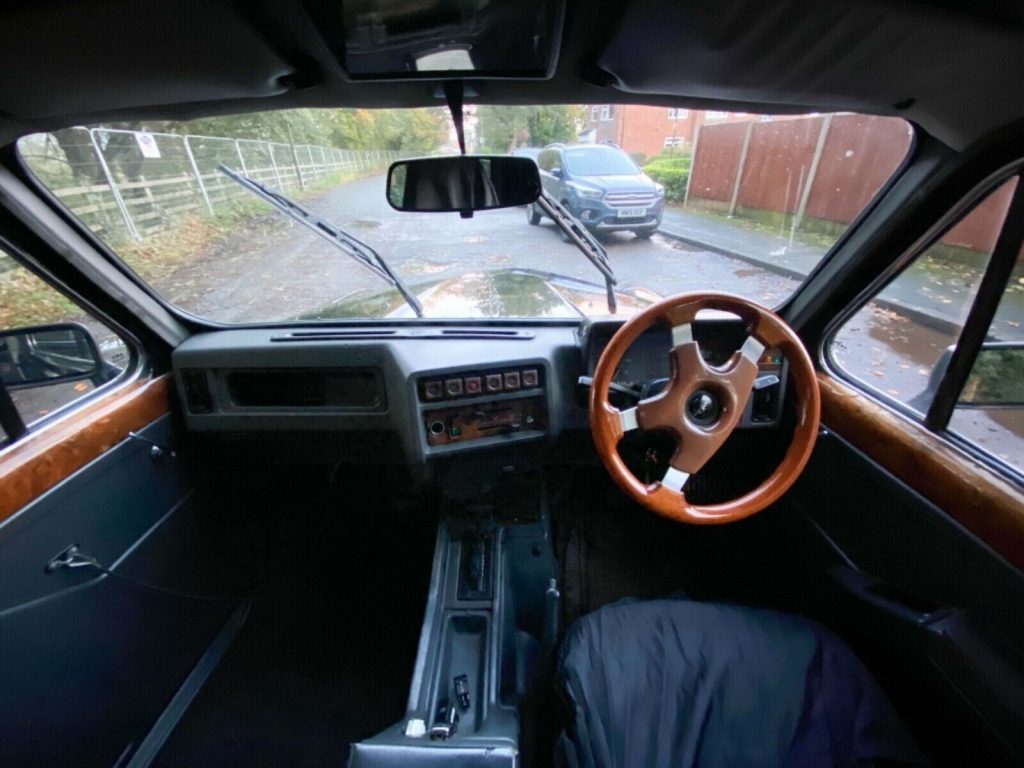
0 375 171 524
819 373 1024 569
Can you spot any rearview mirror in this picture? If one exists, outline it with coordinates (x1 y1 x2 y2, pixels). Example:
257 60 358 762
0 323 105 390
386 156 541 213
959 343 1024 406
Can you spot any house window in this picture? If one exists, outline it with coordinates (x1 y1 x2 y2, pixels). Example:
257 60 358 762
601 105 612 121
664 137 684 148
706 111 728 121
591 106 599 121
668 108 689 120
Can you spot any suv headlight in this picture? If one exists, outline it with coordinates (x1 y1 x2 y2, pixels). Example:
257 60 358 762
569 183 604 199
654 183 665 197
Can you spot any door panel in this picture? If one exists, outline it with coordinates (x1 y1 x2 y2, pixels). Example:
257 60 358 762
0 386 246 766
789 375 1024 766
817 373 1024 568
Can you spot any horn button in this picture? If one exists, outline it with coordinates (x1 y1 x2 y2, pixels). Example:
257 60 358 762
686 389 721 427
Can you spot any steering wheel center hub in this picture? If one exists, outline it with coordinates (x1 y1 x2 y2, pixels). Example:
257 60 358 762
686 389 720 426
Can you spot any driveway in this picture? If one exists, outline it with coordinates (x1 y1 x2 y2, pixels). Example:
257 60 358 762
153 175 799 323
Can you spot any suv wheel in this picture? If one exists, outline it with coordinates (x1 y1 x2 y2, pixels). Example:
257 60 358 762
527 203 541 225
634 228 656 239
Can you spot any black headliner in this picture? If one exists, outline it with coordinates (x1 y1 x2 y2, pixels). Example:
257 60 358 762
1 0 1023 149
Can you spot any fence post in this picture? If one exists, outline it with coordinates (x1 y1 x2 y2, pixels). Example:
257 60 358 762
183 136 215 216
286 126 305 191
87 129 140 240
267 142 285 189
683 124 701 209
728 121 755 217
793 114 833 231
234 140 248 174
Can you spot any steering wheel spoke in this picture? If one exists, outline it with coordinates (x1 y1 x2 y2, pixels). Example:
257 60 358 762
660 464 690 493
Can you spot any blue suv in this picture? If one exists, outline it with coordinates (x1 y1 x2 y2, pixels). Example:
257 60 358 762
527 143 665 238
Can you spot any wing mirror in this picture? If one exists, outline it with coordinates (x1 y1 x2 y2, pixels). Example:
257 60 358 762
0 323 107 390
550 167 563 179
386 155 541 213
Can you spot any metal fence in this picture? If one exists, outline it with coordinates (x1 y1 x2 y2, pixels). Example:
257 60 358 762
18 128 406 243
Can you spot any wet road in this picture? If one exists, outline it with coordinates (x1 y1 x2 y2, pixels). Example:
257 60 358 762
162 174 799 323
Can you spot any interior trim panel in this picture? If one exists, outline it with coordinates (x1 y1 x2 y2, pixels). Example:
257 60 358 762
818 373 1024 570
0 375 171 523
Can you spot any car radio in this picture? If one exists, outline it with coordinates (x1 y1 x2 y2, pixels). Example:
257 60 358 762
424 397 547 446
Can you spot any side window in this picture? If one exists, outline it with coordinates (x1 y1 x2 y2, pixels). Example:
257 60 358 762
538 149 554 172
0 247 128 438
830 177 1018 416
948 254 1024 472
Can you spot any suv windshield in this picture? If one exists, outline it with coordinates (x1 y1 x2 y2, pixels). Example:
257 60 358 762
563 147 638 175
16 106 911 323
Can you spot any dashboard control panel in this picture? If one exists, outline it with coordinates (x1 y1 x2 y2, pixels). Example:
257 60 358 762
418 364 548 449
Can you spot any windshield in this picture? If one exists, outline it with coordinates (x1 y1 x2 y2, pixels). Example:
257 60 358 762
563 147 638 176
16 106 911 323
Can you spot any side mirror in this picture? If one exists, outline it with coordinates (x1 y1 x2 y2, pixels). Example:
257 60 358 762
0 323 105 390
386 155 541 213
959 342 1024 406
550 167 563 179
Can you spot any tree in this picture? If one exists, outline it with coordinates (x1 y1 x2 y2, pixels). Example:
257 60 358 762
478 106 531 153
477 105 584 152
527 106 584 147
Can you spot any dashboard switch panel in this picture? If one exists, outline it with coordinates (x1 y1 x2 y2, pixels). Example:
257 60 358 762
419 365 545 403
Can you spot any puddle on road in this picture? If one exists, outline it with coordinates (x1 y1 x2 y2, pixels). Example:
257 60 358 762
403 259 452 275
832 303 955 402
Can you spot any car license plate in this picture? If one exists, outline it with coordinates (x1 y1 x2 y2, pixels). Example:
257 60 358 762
616 207 647 218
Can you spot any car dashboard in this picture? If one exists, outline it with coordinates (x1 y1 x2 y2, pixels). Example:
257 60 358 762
172 318 787 474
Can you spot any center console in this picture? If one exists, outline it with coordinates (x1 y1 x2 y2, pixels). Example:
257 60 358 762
348 474 557 767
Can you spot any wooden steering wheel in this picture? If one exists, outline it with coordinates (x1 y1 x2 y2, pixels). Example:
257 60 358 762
590 292 821 524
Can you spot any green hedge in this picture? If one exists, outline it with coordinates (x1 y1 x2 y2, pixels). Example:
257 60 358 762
643 154 691 203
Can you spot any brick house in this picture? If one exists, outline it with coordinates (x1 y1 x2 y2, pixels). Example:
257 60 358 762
580 105 752 160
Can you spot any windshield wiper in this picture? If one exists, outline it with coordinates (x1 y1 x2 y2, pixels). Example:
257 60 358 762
218 165 424 317
535 193 618 314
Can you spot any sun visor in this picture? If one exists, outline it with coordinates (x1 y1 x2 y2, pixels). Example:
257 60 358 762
596 0 1024 146
332 0 565 80
0 2 296 120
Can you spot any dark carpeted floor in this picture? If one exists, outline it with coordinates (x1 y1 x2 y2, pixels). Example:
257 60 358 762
154 473 437 768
